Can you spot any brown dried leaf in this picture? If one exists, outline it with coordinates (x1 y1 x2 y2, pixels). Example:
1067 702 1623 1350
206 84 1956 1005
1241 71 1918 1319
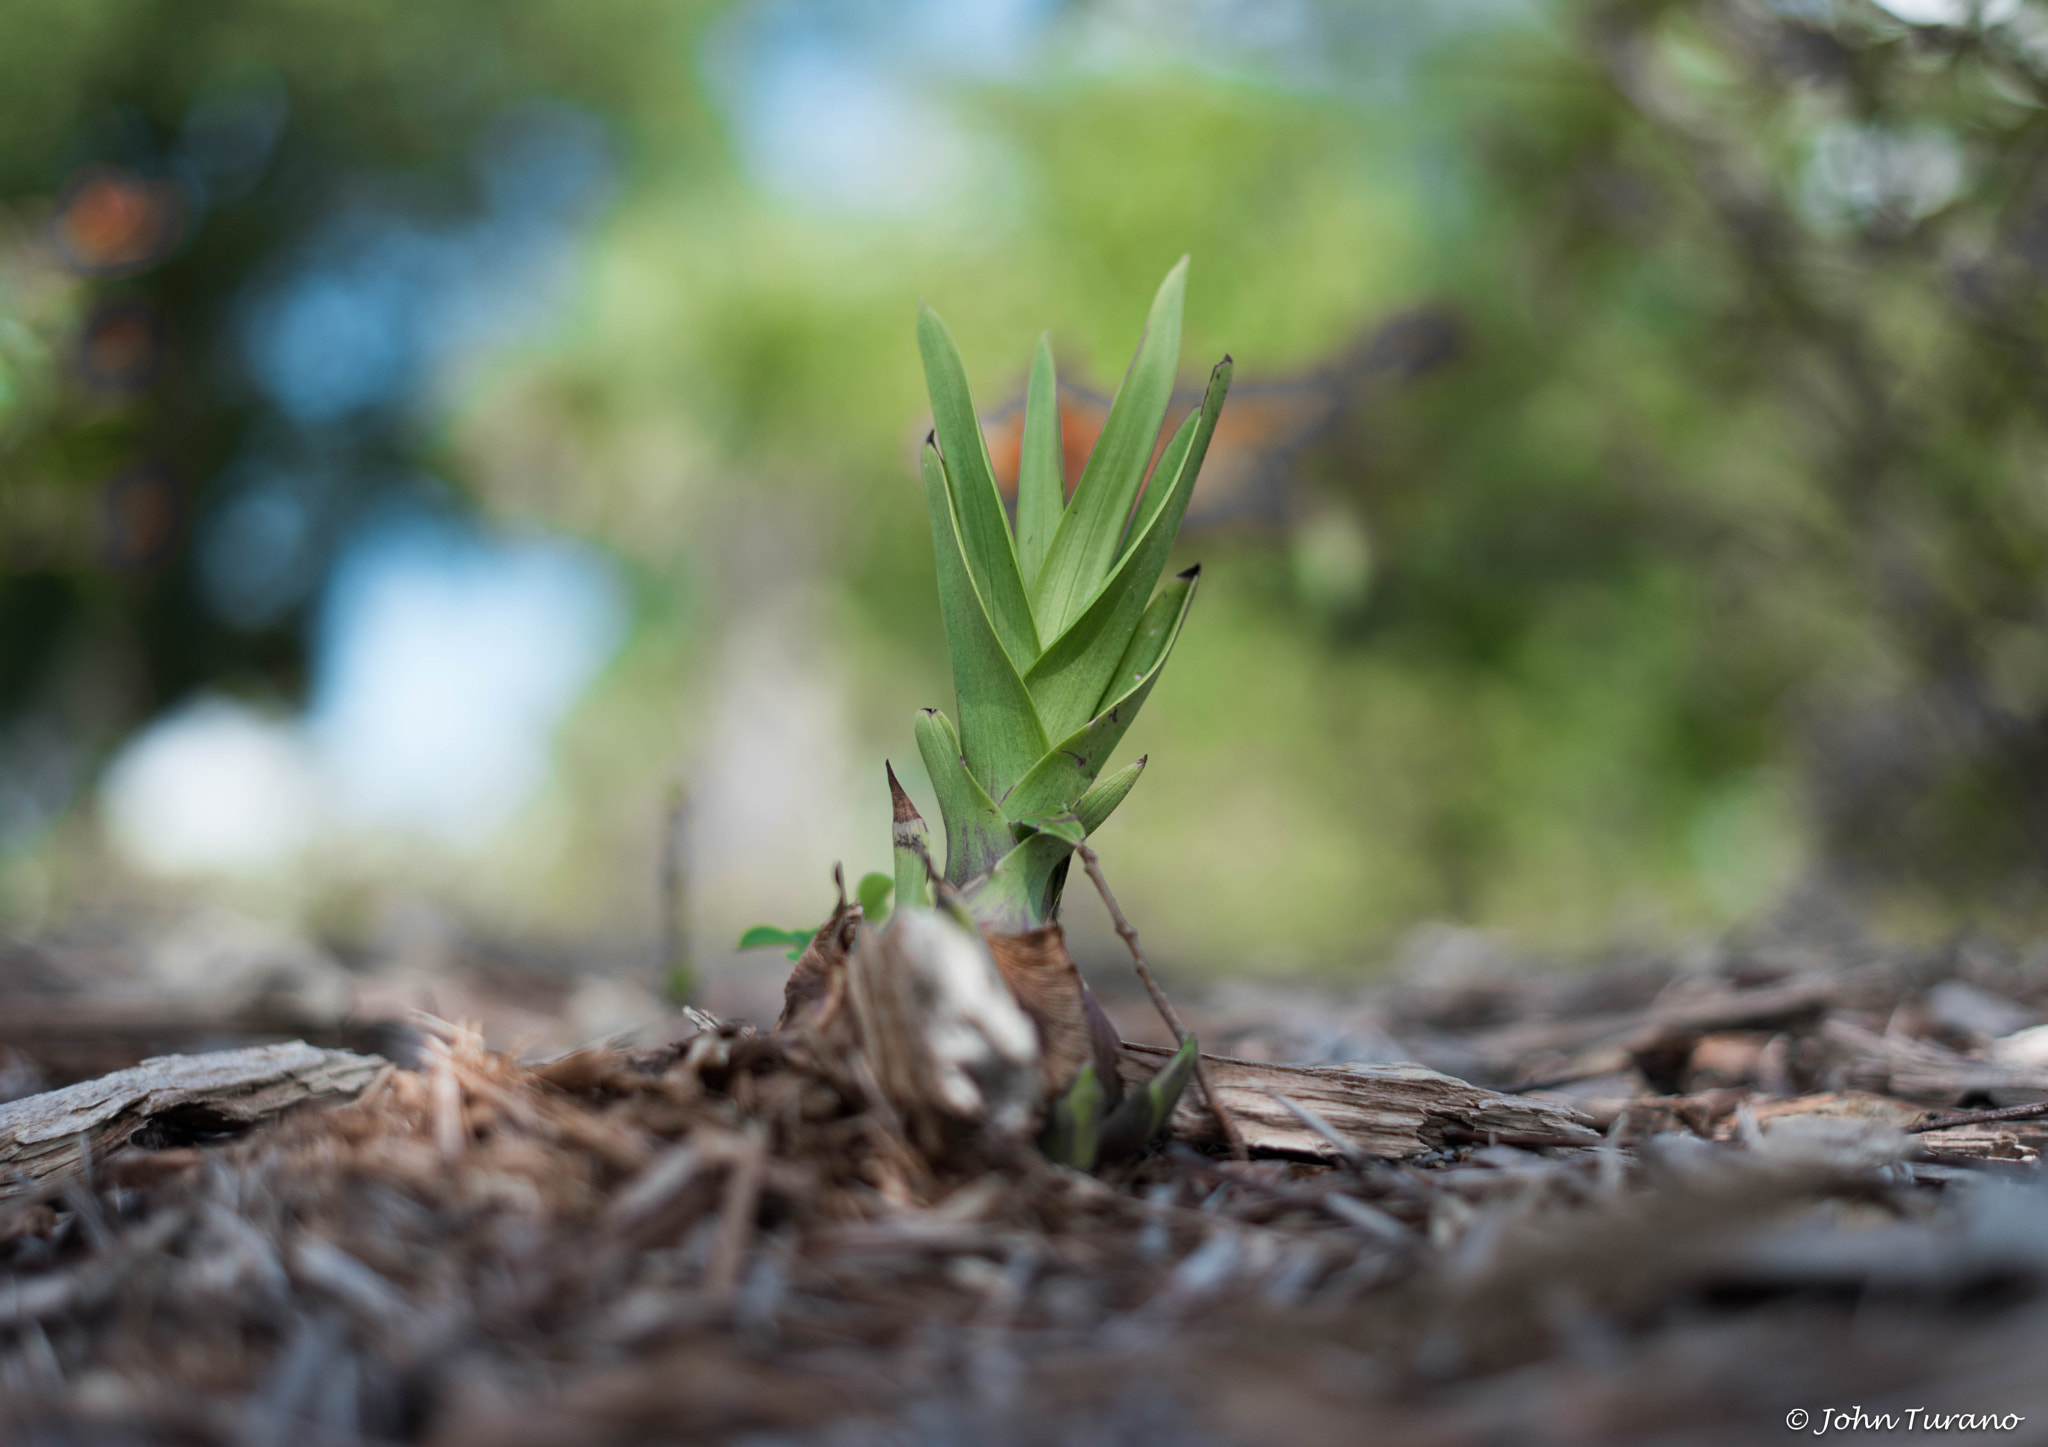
777 895 863 1031
986 924 1123 1102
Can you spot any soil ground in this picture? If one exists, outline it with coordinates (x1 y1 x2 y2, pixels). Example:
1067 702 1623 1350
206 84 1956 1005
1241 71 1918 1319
4 919 2048 1445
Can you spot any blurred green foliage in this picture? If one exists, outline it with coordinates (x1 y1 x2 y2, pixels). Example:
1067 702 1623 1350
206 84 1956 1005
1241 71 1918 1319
9 0 2048 966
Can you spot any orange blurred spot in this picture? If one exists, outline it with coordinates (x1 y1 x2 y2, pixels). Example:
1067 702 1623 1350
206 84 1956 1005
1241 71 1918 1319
980 388 1122 504
79 298 165 391
101 466 183 570
980 386 1262 514
968 309 1465 531
52 167 184 276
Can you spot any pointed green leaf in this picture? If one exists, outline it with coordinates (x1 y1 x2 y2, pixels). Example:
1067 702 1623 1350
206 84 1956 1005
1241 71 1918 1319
919 305 1039 667
961 811 1083 935
1039 1062 1106 1171
1023 358 1228 740
1096 565 1198 715
1074 755 1146 837
1003 569 1199 822
887 763 935 912
856 871 894 927
1099 1032 1197 1161
921 444 1050 797
1143 1030 1199 1131
913 707 1014 885
1016 334 1064 589
1030 258 1188 638
1123 404 1198 563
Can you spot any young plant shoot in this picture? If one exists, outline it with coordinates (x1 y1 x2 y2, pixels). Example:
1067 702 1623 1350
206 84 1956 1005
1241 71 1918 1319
903 256 1230 932
754 259 1230 1167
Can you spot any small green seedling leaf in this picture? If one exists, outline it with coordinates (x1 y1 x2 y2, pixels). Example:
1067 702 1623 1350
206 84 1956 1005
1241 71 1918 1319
1143 1032 1200 1128
738 925 817 961
1040 1062 1107 1171
856 871 894 927
1099 1032 1199 1162
1074 756 1146 836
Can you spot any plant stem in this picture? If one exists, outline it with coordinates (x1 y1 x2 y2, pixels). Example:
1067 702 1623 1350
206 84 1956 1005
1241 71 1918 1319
1075 842 1249 1161
659 781 692 1003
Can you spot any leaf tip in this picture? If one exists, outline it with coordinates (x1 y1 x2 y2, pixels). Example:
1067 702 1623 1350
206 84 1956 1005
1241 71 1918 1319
1176 563 1201 581
886 761 923 824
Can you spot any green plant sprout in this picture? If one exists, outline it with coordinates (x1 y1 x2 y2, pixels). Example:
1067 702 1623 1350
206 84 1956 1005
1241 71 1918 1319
897 256 1231 933
744 259 1229 1169
742 258 1229 942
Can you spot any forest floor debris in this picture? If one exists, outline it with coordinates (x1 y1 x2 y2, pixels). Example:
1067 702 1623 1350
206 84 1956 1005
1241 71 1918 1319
4 929 2048 1444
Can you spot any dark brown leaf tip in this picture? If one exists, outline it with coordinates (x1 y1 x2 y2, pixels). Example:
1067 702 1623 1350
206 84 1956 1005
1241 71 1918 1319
886 761 922 823
1176 563 1201 580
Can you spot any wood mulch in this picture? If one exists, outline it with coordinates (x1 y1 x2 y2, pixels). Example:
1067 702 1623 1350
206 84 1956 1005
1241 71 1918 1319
4 930 2048 1444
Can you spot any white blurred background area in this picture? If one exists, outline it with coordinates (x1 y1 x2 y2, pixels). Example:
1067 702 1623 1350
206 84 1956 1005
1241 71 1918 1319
103 510 627 867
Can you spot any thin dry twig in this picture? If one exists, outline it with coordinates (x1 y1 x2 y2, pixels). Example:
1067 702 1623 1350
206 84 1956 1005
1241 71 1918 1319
431 1051 466 1160
706 1125 769 1305
1907 1099 2048 1134
1077 843 1250 1161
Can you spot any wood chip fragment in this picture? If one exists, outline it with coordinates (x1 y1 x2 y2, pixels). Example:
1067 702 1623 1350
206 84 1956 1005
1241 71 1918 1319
1462 975 1839 1070
1817 1018 2048 1104
1120 1044 1599 1159
0 1041 385 1198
